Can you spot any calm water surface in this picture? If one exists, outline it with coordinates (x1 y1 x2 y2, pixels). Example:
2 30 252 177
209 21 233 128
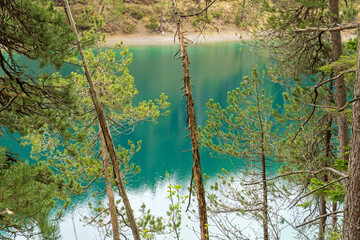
2 42 293 239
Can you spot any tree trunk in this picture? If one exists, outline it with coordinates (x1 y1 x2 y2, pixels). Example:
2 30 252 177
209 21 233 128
100 129 121 240
332 202 338 232
178 21 209 240
342 27 360 240
62 1 141 239
319 113 332 240
240 0 246 22
256 82 268 240
329 0 349 161
318 196 326 240
159 12 164 34
172 1 209 239
260 132 269 240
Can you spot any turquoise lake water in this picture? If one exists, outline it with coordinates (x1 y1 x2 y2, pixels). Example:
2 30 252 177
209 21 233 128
1 41 293 239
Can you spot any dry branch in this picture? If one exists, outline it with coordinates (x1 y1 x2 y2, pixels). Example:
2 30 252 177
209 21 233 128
295 23 359 32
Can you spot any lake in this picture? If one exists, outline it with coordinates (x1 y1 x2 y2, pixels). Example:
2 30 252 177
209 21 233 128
2 41 292 239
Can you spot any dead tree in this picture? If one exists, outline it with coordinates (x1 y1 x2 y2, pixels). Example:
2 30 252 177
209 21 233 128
171 0 219 239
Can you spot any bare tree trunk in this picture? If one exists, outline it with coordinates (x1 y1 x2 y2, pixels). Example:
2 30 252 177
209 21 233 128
318 196 326 240
62 1 141 239
342 27 360 240
100 129 121 240
319 113 332 240
329 0 349 161
256 82 268 240
240 0 246 22
172 1 209 239
332 202 338 232
159 12 164 34
260 132 269 240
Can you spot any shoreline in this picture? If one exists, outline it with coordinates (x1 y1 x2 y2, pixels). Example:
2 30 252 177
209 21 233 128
103 30 251 47
102 29 357 47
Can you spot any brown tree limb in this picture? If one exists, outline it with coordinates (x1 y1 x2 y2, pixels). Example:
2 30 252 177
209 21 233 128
0 96 17 112
180 0 217 18
243 167 348 185
307 97 360 111
311 69 355 93
296 211 344 228
290 176 348 208
292 88 318 142
295 23 359 32
0 208 14 216
186 165 195 212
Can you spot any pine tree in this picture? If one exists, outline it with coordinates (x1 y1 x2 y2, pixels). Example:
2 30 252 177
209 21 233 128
199 69 281 239
0 146 68 240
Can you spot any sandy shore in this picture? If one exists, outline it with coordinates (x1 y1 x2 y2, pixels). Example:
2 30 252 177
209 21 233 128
102 29 357 47
103 30 251 47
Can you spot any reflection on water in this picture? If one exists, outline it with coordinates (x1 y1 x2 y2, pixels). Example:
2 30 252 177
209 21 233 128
1 41 290 239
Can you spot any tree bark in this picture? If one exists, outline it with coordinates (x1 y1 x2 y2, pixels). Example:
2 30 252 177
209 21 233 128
329 0 349 161
178 21 209 240
319 113 332 240
260 131 269 240
100 129 121 240
240 0 246 22
256 81 269 240
319 196 326 240
342 27 360 240
172 1 209 238
332 202 338 232
62 1 141 239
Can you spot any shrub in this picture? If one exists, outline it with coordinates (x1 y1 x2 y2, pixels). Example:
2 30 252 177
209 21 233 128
122 20 137 34
211 10 221 19
342 3 358 22
145 17 159 31
131 10 144 20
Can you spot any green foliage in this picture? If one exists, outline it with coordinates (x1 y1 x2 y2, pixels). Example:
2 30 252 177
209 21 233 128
255 0 332 79
309 178 345 203
341 2 358 23
131 9 145 20
211 10 222 19
22 22 170 237
138 203 166 239
145 17 159 31
0 147 67 239
165 172 188 240
122 20 137 34
344 37 358 55
0 0 75 67
0 0 78 134
108 0 128 18
199 68 279 162
200 68 282 239
319 55 357 74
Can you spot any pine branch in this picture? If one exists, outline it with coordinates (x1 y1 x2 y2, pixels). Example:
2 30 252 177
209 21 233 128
295 23 359 32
